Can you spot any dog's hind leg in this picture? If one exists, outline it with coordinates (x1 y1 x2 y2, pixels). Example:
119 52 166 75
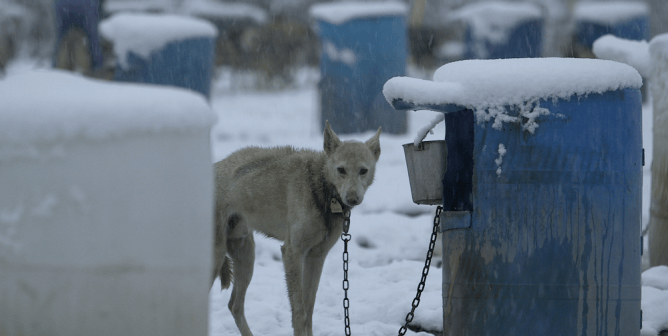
228 233 255 336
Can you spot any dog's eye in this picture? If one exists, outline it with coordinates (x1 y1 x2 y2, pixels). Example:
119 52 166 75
338 167 347 175
360 168 368 175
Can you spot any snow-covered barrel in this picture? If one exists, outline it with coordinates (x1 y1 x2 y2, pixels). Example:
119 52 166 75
310 1 408 134
450 1 543 59
100 13 218 98
0 70 216 336
575 2 650 56
384 58 643 335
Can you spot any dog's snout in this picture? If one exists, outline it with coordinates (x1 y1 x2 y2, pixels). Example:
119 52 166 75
345 194 360 206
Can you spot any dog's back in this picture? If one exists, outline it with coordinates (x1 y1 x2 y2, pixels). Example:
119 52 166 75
215 146 324 230
213 146 324 286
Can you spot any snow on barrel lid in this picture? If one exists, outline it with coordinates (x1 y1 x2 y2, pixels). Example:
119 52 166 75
575 1 649 25
0 70 216 144
450 1 541 43
383 58 642 112
99 12 218 68
593 35 650 78
309 1 408 25
184 0 267 24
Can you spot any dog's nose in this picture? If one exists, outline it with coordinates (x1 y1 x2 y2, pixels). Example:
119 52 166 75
346 195 360 206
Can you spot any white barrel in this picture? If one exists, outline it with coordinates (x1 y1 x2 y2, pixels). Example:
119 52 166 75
0 70 216 336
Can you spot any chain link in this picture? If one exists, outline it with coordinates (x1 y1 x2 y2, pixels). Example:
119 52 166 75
398 206 442 336
341 211 352 336
341 206 442 336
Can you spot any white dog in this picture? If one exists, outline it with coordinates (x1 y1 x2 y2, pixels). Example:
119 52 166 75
212 121 381 336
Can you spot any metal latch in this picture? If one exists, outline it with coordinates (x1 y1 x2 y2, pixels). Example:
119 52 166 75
439 211 472 232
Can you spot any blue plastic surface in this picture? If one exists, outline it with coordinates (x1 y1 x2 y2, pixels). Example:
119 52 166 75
316 16 407 134
439 89 642 335
464 19 543 59
577 16 650 49
114 37 215 98
54 0 104 69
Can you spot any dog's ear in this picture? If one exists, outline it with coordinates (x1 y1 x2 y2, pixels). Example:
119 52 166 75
323 120 341 155
365 126 381 161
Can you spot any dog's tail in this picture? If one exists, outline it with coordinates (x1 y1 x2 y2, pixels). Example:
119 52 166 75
219 256 233 290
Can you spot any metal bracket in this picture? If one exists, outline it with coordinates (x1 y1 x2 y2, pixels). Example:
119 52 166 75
439 211 472 232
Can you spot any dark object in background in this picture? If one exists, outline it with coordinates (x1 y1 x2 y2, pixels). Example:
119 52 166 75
53 0 104 76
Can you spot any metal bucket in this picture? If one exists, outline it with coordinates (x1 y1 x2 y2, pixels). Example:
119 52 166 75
403 140 447 205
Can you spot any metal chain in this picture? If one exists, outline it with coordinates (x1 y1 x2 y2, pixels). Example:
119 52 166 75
341 210 352 336
398 206 442 336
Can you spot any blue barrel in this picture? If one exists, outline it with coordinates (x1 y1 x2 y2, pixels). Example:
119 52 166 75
441 90 642 335
575 2 650 49
54 0 104 70
453 2 543 59
101 14 217 99
384 59 643 335
311 2 408 134
115 37 216 98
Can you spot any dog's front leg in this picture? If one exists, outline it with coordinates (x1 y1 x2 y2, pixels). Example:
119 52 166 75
303 232 340 336
281 243 309 336
302 248 329 336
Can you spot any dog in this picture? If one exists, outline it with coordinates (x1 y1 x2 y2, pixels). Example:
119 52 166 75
212 121 381 336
